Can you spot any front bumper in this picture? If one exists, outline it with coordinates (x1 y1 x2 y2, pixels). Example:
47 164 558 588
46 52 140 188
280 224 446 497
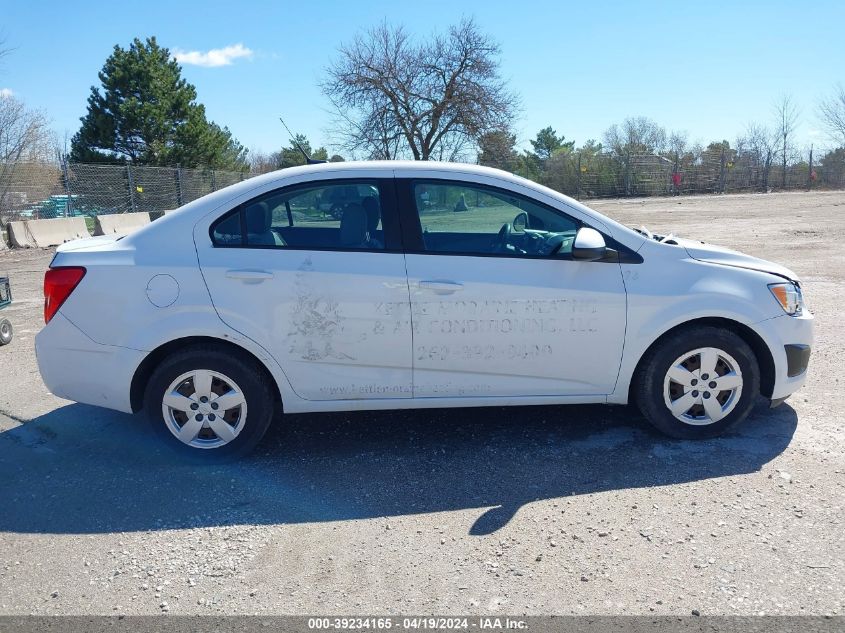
35 313 145 414
754 311 814 402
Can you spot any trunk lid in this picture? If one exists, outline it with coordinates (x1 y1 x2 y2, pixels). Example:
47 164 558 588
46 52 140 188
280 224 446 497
56 234 124 253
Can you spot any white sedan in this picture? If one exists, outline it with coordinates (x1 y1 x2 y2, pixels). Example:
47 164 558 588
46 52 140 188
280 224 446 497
35 162 813 458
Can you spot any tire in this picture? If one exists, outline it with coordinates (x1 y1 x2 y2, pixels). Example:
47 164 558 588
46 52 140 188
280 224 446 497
143 345 275 460
0 318 12 346
634 325 760 439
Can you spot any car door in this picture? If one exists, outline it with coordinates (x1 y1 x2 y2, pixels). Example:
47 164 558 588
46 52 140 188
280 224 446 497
196 177 413 401
398 177 628 399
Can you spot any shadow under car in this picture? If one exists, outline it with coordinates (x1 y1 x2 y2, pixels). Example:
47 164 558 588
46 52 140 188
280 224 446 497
0 399 796 536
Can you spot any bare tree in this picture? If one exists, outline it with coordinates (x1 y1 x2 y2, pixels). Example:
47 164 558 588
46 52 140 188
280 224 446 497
774 95 799 188
332 104 404 160
604 117 667 155
0 94 55 228
323 18 519 161
667 130 689 159
666 130 690 181
0 37 11 68
0 96 53 163
604 117 667 194
819 84 845 147
738 123 777 192
247 149 276 174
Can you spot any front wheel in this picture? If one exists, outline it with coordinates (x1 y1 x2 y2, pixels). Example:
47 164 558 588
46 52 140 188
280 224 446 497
143 345 275 460
0 318 12 345
634 326 760 439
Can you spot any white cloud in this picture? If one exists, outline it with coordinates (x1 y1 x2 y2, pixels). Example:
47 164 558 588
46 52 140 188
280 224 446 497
172 43 254 68
0 88 14 98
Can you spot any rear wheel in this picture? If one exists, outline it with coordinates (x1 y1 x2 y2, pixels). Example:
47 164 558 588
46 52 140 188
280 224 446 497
0 318 12 345
143 345 275 460
635 326 760 439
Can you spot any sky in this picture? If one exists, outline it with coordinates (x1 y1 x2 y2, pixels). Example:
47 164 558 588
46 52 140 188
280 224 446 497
2 0 844 158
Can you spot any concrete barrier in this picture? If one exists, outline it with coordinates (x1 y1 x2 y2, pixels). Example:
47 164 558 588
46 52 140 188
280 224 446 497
94 212 151 236
8 217 90 248
7 222 31 248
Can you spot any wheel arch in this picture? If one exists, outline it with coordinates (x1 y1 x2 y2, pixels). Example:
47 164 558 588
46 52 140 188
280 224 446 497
627 316 776 403
130 336 283 413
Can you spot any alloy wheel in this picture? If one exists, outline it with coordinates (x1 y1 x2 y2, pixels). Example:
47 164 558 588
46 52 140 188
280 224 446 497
662 347 743 426
161 369 248 449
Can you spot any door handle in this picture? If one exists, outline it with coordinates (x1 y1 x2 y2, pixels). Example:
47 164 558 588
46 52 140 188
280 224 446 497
225 269 274 282
419 280 464 293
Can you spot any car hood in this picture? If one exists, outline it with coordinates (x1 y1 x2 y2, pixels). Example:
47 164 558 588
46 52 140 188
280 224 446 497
673 237 800 283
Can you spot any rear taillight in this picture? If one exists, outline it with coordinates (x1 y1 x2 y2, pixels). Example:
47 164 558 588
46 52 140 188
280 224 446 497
44 267 86 324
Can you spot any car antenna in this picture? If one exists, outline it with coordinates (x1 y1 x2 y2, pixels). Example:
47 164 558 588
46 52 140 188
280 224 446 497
279 117 326 165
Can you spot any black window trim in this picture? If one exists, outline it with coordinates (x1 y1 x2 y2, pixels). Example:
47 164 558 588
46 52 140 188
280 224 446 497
395 177 642 264
209 177 404 253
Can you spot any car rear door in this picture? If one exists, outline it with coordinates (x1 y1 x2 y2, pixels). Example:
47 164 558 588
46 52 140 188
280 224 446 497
397 175 628 399
195 177 413 401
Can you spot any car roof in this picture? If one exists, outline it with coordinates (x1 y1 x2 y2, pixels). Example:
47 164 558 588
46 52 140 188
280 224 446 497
227 160 533 190
264 159 515 176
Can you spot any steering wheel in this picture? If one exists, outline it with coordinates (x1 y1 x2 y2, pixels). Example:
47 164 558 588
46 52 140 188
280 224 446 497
329 203 345 220
495 223 513 252
544 234 572 257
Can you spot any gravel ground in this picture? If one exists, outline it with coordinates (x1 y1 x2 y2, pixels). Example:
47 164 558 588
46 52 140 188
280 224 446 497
0 190 843 616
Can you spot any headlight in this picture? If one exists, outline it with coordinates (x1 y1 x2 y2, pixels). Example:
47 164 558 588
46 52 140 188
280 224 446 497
769 282 804 316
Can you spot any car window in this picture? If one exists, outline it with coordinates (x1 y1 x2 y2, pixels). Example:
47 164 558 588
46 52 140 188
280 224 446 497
211 209 243 245
211 181 385 250
411 181 580 257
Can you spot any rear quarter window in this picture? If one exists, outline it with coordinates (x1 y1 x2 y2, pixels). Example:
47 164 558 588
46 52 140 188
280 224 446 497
211 211 242 245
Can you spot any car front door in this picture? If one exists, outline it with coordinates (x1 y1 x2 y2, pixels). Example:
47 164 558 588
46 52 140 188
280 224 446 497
398 177 628 399
196 177 413 401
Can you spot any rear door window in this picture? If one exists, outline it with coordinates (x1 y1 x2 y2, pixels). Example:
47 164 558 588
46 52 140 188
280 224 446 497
211 180 389 251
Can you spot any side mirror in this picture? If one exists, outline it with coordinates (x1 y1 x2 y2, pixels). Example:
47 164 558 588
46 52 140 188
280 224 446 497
571 227 607 261
512 212 529 233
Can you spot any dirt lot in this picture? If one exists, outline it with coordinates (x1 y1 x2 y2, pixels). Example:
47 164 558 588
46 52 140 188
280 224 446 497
0 190 843 616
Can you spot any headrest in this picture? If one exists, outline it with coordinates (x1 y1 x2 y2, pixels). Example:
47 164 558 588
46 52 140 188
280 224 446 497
362 196 380 232
340 203 367 246
245 201 271 234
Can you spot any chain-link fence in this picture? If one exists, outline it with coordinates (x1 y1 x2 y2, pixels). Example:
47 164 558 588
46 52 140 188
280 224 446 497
536 147 845 199
2 154 844 227
0 161 253 225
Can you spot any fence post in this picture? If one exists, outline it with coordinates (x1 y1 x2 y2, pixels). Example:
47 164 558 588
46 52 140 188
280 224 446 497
622 155 631 196
126 164 137 213
576 153 582 200
175 164 184 207
806 145 814 190
60 158 72 217
673 152 680 196
211 170 217 192
718 147 727 194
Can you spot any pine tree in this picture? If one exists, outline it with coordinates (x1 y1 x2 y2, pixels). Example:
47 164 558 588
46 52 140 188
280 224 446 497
70 37 247 169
